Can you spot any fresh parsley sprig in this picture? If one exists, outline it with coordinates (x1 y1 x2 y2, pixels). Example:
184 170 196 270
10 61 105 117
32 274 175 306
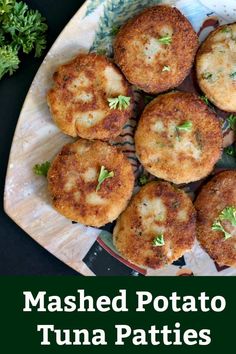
212 220 231 240
108 95 131 110
96 166 114 192
152 234 165 247
33 161 51 177
219 206 236 226
176 121 193 132
0 0 47 79
0 45 19 78
211 206 236 240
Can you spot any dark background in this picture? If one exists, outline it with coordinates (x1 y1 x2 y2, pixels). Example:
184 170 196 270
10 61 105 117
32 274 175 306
0 0 86 275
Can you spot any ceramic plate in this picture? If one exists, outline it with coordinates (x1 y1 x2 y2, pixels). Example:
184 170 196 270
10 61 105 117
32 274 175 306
4 0 236 276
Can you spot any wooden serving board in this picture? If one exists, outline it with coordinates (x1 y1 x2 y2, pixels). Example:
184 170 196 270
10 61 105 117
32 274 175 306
4 0 236 276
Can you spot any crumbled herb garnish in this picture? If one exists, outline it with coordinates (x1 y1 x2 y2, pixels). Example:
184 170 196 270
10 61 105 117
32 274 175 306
152 234 165 247
108 95 131 110
225 146 236 157
162 65 171 72
229 71 236 80
96 166 114 192
227 114 236 130
158 35 172 45
33 161 51 177
211 206 236 240
202 72 213 80
139 175 148 186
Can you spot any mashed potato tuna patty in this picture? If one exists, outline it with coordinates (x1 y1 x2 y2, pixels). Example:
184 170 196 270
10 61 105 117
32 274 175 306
114 5 199 94
135 91 223 184
113 181 196 269
195 170 236 268
48 139 135 227
47 53 133 140
196 23 236 112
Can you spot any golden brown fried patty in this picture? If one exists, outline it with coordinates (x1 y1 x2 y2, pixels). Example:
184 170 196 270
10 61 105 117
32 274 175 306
195 171 236 267
114 5 199 94
196 23 236 112
135 91 222 184
48 139 135 227
47 53 133 140
113 181 196 269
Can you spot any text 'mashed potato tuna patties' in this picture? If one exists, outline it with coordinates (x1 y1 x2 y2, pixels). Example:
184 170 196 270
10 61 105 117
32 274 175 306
114 5 199 94
196 23 236 112
48 139 135 227
113 181 196 269
135 91 222 184
195 170 236 268
47 53 133 140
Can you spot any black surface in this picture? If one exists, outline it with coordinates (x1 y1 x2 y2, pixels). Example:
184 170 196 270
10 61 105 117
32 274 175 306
0 0 86 275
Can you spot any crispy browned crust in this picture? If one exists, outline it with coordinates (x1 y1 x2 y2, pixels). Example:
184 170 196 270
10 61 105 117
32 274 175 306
113 181 196 269
196 23 236 112
47 139 135 227
114 5 199 94
135 91 223 184
47 53 133 139
195 171 236 267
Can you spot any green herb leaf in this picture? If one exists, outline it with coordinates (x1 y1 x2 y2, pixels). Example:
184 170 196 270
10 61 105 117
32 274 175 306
225 146 236 157
219 206 236 227
0 0 48 79
0 0 14 15
211 220 232 240
152 234 165 247
162 65 171 72
227 114 236 130
176 121 193 132
0 45 19 79
200 95 210 106
229 71 236 80
96 166 114 192
33 161 51 177
212 206 236 240
108 95 131 110
158 35 172 45
139 175 148 186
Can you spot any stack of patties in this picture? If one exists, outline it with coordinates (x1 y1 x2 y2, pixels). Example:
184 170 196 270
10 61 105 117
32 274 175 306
46 4 236 270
